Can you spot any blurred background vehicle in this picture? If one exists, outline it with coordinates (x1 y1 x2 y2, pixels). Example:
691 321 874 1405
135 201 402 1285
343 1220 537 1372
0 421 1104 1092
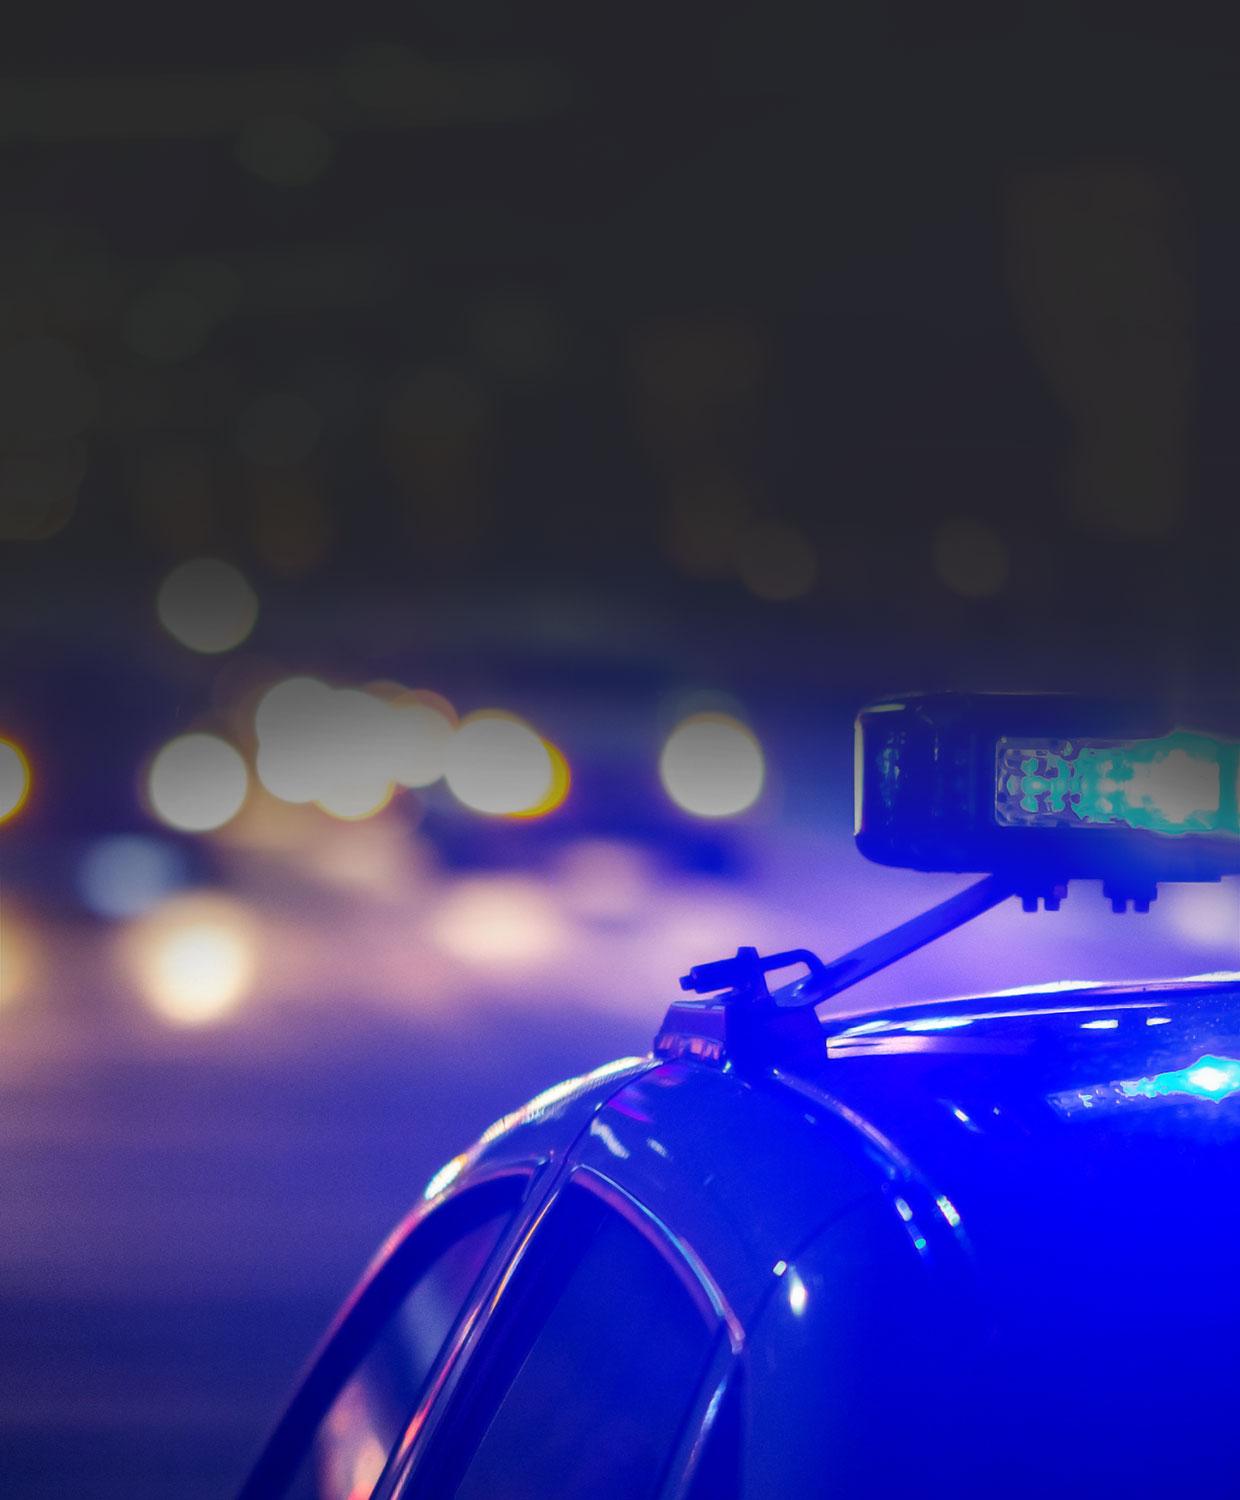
2 8 1239 1497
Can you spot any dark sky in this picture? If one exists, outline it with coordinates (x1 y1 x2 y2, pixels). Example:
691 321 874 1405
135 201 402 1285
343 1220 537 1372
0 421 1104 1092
2 5 1238 702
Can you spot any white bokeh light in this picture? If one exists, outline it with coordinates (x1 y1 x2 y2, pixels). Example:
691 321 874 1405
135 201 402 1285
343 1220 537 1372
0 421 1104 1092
254 675 332 739
0 738 31 823
254 680 564 820
127 895 256 1026
148 733 249 832
659 712 765 818
557 840 648 924
388 698 456 788
156 557 259 654
431 876 566 966
445 713 554 816
310 689 396 820
254 676 335 803
254 678 398 818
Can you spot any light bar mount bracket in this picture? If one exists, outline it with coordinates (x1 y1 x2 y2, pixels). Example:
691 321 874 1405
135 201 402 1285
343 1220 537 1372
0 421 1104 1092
655 873 1099 1066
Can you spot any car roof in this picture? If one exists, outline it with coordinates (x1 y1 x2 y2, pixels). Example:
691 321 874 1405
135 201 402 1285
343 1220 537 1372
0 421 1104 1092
443 969 1237 1138
436 970 1240 1198
822 969 1240 1036
835 968 1240 1012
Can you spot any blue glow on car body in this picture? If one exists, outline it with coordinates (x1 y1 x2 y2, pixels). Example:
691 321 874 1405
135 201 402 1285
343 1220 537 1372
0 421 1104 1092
935 1194 962 1229
1119 1054 1240 1104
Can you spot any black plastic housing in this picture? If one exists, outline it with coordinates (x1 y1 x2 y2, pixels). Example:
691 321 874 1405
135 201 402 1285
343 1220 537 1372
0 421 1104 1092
854 693 1240 887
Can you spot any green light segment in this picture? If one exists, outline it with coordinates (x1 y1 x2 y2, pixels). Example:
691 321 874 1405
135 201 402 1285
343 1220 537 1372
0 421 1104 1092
995 731 1240 837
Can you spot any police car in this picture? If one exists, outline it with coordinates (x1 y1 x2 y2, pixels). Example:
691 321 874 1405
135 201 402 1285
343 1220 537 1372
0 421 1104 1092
242 694 1240 1499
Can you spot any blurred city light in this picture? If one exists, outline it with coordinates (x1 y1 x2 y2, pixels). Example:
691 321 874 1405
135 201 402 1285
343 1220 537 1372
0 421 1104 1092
124 259 241 365
236 114 335 187
557 840 648 924
386 692 457 789
147 733 249 832
0 902 39 1009
78 835 186 919
659 713 765 817
235 390 321 467
255 676 327 740
315 776 395 822
0 439 85 541
254 676 337 803
251 474 334 575
310 689 396 821
126 895 256 1026
156 557 259 653
255 678 404 818
468 289 565 383
0 736 32 823
510 740 570 819
431 876 566 966
737 520 819 602
932 518 1010 599
445 712 556 816
662 477 752 579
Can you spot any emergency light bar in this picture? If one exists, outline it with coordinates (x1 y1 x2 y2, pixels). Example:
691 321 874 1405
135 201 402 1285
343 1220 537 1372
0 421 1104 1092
855 694 1240 886
663 693 1239 1056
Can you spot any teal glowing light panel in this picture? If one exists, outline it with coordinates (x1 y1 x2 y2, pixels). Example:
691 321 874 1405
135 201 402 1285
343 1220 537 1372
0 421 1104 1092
995 732 1240 838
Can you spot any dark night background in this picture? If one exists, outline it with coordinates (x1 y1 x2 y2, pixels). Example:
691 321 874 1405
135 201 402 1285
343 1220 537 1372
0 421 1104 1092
2 7 1239 1497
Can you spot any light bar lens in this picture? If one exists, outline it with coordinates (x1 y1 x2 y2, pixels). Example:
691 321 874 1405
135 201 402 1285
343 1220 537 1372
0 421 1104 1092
995 732 1240 837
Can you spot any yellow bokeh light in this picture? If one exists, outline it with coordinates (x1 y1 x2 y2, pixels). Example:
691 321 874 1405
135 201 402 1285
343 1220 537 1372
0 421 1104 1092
147 733 249 832
445 712 555 816
0 738 32 824
126 895 256 1026
156 557 259 654
509 740 570 819
660 712 765 818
